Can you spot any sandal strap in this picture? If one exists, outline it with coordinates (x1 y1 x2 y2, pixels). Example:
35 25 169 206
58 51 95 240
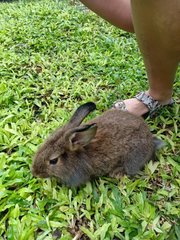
135 92 161 113
112 92 174 117
112 100 127 111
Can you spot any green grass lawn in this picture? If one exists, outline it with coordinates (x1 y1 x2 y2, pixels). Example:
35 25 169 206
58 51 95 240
0 0 180 239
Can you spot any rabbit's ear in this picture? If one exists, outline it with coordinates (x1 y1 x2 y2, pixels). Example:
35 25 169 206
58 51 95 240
66 123 97 151
68 102 96 128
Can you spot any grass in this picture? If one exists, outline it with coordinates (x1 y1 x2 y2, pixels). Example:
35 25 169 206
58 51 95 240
0 0 180 239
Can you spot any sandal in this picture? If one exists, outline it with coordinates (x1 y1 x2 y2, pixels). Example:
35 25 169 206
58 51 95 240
112 91 174 118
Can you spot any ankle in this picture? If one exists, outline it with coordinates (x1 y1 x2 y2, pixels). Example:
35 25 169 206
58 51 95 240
146 90 172 104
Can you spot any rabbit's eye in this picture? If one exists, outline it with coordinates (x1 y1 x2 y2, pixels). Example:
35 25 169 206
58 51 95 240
49 158 58 165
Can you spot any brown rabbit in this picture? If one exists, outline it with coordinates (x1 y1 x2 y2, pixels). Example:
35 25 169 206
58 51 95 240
32 102 163 187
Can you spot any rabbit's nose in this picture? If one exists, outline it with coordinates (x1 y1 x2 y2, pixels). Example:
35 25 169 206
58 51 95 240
31 166 49 178
31 166 38 177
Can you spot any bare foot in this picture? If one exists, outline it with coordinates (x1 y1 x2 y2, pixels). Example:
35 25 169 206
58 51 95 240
113 90 173 116
123 98 149 116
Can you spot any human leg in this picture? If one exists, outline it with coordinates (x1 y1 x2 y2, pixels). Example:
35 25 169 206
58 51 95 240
78 0 180 116
114 0 180 116
79 0 134 32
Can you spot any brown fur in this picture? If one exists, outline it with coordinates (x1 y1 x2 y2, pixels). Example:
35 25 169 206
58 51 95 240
32 102 157 187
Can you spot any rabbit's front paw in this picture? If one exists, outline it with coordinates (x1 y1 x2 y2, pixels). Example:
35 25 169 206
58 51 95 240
109 167 125 179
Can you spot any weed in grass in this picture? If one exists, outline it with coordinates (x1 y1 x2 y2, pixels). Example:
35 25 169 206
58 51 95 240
0 0 179 239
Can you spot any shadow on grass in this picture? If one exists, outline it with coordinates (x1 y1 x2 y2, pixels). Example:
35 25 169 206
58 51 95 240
0 0 17 2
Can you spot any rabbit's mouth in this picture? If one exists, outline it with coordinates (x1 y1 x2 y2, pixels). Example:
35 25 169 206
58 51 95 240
31 168 49 178
36 172 49 178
